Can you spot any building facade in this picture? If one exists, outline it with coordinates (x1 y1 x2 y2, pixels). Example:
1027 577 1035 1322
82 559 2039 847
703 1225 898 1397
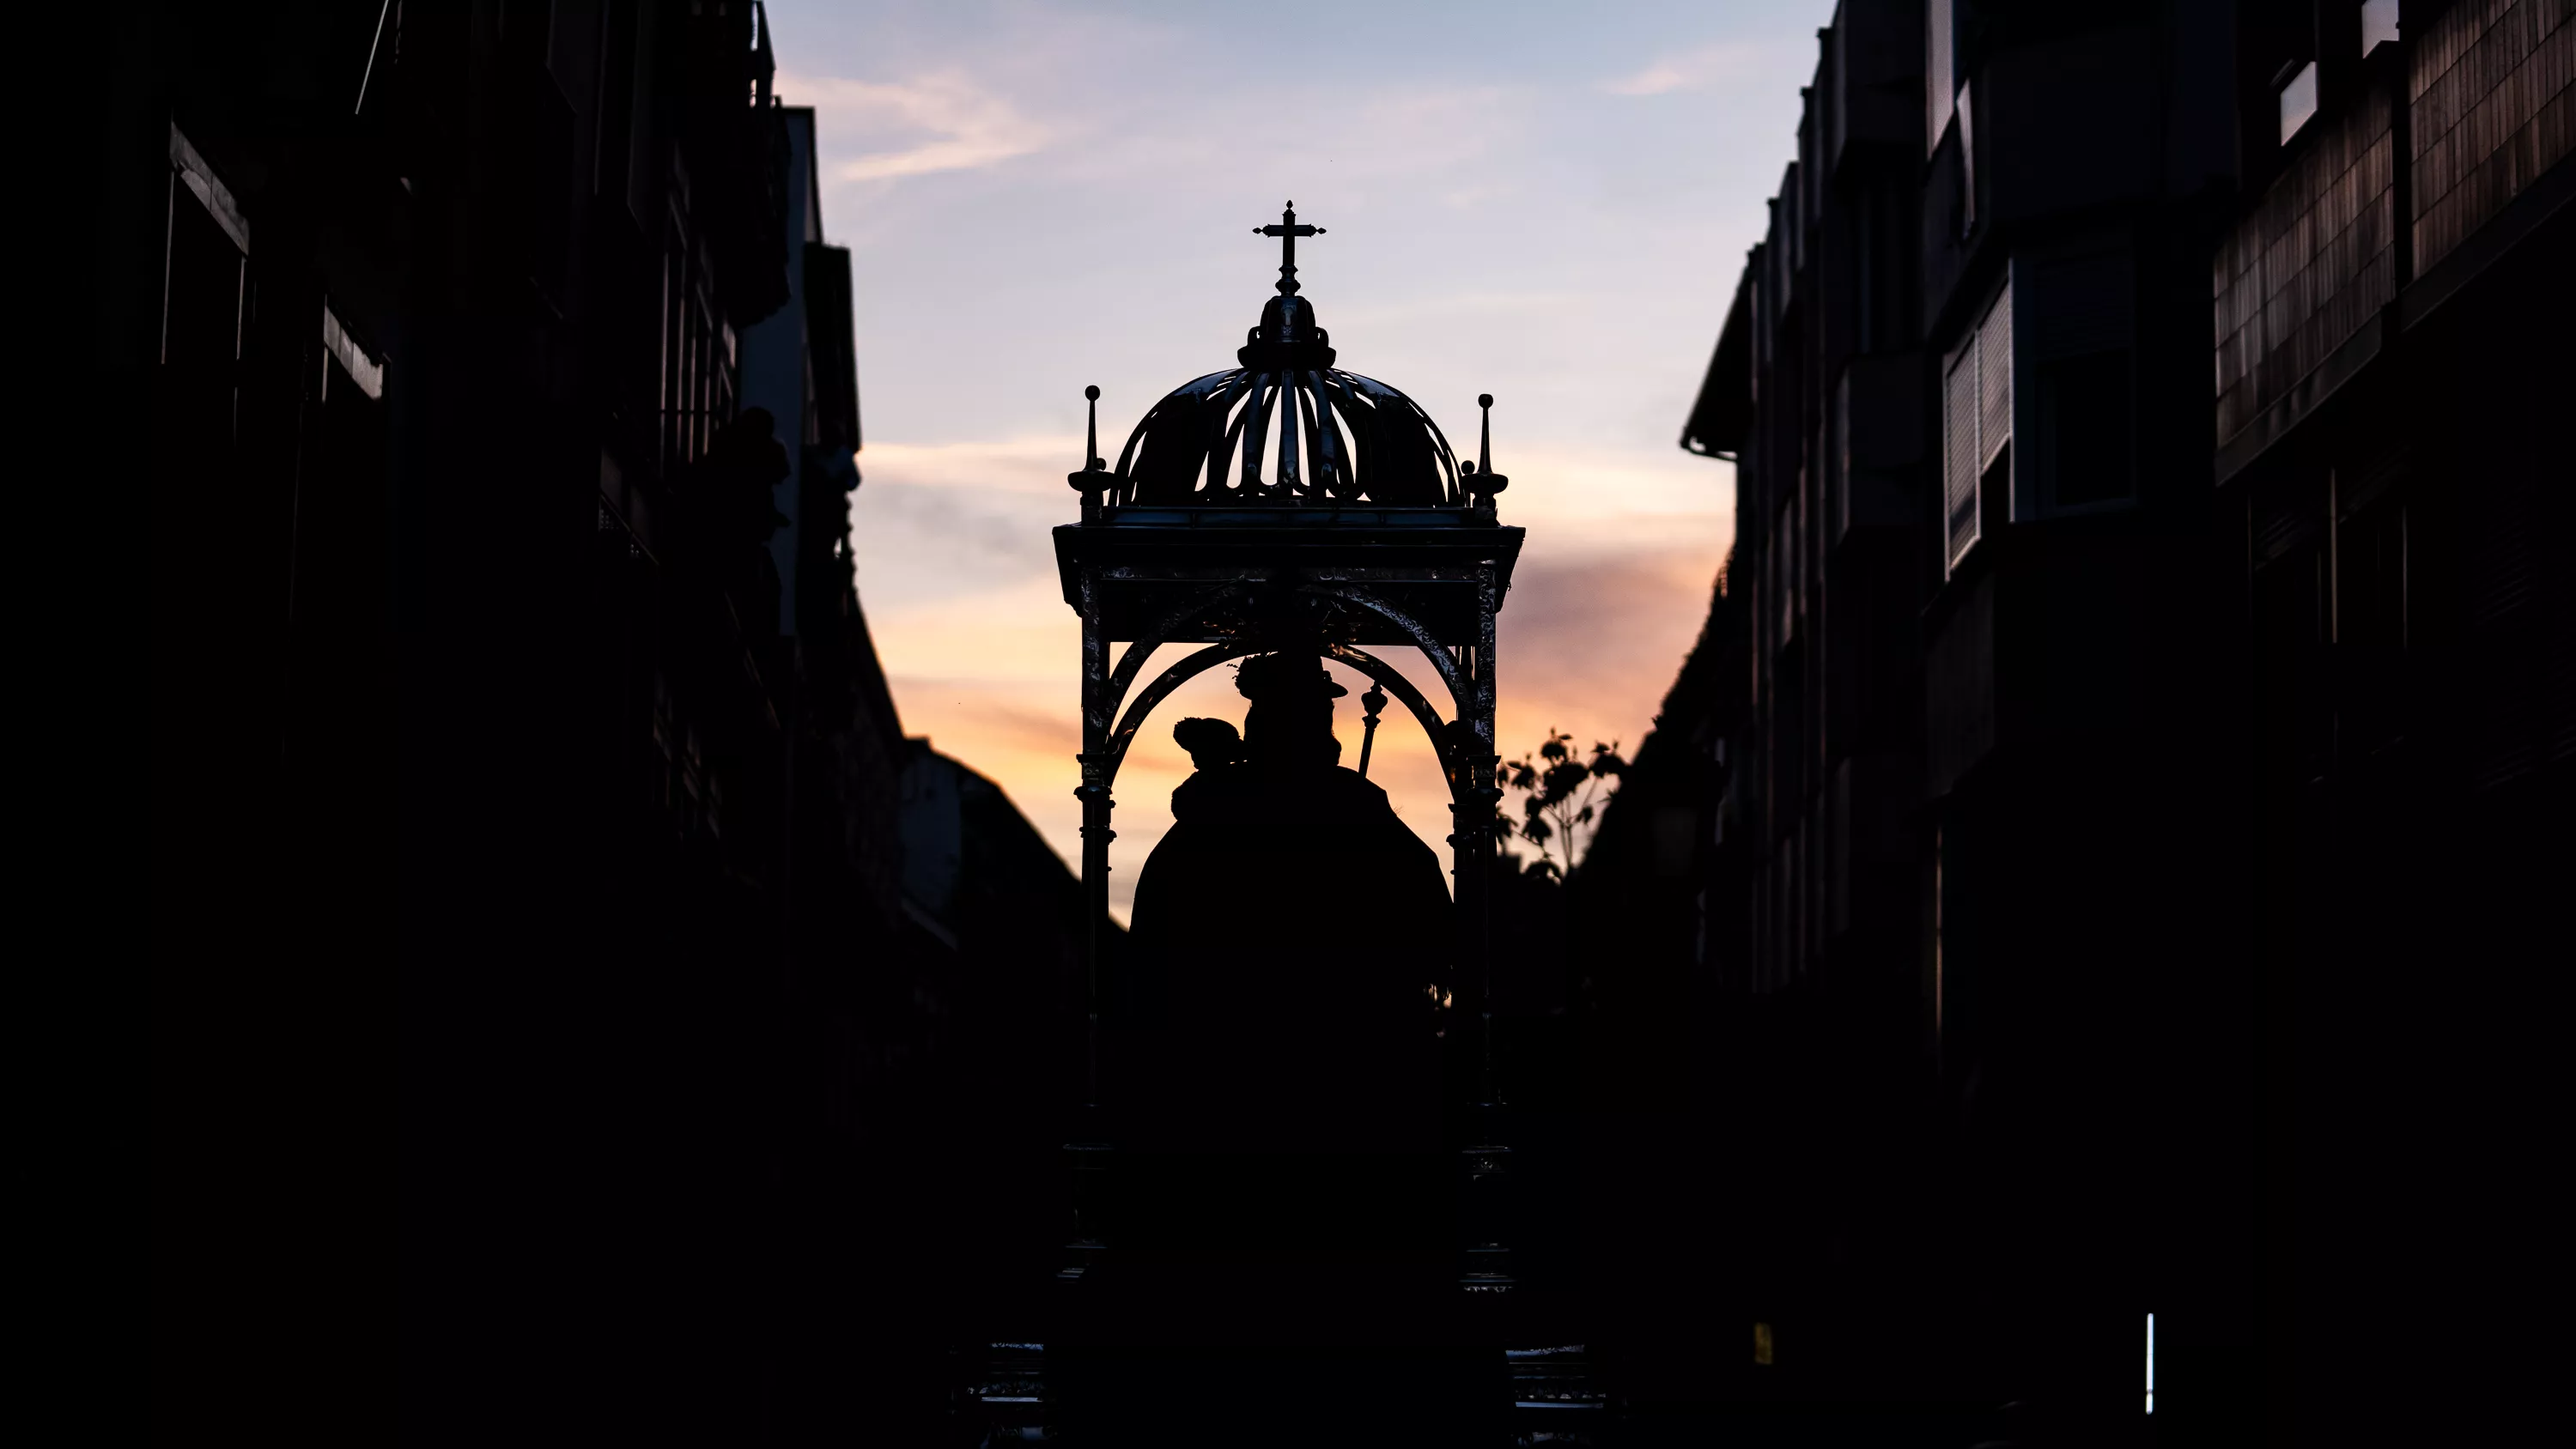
1627 0 2265 1434
2210 0 2570 1432
122 4 1091 1440
1623 0 2567 1438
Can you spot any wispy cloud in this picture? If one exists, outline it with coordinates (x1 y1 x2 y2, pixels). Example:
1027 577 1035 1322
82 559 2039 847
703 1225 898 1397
763 0 1817 907
862 434 1085 491
1054 80 1526 191
1327 289 1590 330
777 68 1051 182
1603 41 1771 98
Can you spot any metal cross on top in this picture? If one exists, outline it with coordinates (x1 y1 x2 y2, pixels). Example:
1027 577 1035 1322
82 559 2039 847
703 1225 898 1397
1254 201 1326 295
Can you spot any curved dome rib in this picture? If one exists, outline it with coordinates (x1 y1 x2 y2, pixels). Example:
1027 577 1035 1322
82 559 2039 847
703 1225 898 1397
1111 367 1461 507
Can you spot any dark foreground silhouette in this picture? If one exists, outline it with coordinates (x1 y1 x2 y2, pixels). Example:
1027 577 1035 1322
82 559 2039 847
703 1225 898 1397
1066 651 1494 1444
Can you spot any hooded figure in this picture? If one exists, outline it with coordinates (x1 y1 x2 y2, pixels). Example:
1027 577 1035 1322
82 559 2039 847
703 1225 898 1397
1115 650 1454 1264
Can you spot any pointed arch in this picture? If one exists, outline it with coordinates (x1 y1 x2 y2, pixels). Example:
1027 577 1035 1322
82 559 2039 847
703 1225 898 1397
1098 639 1464 803
1319 642 1467 803
1291 582 1467 711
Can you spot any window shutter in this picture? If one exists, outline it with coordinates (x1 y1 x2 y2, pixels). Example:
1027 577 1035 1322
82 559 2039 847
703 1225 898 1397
1978 282 2013 473
1945 345 1979 572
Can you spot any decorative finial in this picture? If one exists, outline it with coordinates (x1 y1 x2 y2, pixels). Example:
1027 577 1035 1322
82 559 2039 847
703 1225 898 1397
1357 680 1390 779
1070 385 1109 509
1255 201 1326 296
1473 393 1508 499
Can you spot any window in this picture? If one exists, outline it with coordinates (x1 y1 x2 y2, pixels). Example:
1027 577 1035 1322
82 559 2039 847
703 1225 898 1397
1944 348 1978 572
2019 244 2136 516
1943 276 2012 573
1978 284 2013 482
1956 79 1977 236
1927 0 1955 156
2361 0 2399 55
656 210 738 473
2279 60 2318 143
163 126 250 450
2045 353 2130 507
320 304 384 401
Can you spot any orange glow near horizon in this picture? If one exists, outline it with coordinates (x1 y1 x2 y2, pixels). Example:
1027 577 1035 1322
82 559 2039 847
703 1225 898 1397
868 512 1730 923
775 0 1820 918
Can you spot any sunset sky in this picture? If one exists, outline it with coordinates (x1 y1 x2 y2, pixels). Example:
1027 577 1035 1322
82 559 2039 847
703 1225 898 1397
765 0 1831 918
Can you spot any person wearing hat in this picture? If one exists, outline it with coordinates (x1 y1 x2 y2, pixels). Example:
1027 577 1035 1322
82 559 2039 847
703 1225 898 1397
1112 647 1456 1319
1227 649 1352 767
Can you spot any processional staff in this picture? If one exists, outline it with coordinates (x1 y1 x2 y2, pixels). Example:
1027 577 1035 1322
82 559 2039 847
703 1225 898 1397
1357 681 1388 779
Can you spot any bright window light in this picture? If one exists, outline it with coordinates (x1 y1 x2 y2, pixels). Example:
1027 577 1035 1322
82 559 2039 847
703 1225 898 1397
2363 0 2400 54
2145 1313 2156 1415
2280 62 2318 144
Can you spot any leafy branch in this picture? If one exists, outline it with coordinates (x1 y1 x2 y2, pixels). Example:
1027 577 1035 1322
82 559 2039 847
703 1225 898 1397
1492 730 1627 881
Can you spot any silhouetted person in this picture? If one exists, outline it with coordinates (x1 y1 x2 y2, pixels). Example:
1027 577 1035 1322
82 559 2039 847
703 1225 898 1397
1074 652 1485 1446
1117 651 1453 1258
1171 714 1245 771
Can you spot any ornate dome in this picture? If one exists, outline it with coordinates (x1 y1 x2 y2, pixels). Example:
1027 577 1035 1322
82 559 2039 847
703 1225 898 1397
1081 203 1504 510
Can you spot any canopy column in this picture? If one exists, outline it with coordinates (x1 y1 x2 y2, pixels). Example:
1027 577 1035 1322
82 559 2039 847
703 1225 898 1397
1061 588 1115 1280
1455 567 1517 1294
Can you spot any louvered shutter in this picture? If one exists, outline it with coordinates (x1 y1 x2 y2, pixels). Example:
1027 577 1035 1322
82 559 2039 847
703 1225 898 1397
1945 345 1978 572
1978 282 2013 473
